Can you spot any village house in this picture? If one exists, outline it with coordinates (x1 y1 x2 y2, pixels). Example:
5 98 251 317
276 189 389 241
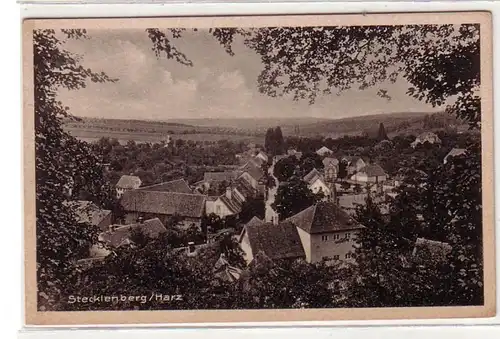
137 179 193 194
286 202 365 264
255 151 269 163
120 189 207 229
337 192 391 217
411 131 442 148
323 157 339 181
316 146 333 157
97 217 167 252
238 161 266 196
350 164 387 184
204 175 261 219
239 220 306 265
303 168 332 200
443 148 467 164
68 200 113 232
205 187 243 218
116 175 142 198
341 156 366 175
194 171 240 193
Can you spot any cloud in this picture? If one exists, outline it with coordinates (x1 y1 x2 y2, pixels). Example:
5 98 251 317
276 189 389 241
55 30 439 121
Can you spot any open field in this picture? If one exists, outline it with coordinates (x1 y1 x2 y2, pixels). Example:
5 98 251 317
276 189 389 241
64 111 468 145
68 128 264 145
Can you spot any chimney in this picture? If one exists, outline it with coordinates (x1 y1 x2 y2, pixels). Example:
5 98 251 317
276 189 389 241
226 186 232 200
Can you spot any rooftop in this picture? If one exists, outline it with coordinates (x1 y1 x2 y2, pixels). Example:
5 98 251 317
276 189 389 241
99 218 167 248
241 221 306 261
121 190 207 218
286 201 365 234
358 164 387 177
116 175 142 189
137 179 192 194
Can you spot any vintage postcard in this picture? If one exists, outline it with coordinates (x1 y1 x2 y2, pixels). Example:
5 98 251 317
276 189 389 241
23 12 495 325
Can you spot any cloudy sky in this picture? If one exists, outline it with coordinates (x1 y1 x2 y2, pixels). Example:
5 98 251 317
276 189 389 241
57 29 440 121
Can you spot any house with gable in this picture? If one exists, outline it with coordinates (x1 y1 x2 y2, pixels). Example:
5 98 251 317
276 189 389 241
98 217 167 250
341 156 366 175
286 202 365 264
120 190 206 229
116 175 142 198
411 131 442 148
350 164 387 184
322 157 339 181
316 146 333 157
239 161 266 195
205 187 243 219
303 168 332 200
255 151 269 164
67 200 113 232
238 220 306 265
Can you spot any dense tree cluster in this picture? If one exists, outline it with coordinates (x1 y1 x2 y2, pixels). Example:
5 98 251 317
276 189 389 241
264 126 286 156
93 137 245 186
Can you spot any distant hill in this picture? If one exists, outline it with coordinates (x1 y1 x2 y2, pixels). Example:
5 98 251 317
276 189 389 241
63 111 468 144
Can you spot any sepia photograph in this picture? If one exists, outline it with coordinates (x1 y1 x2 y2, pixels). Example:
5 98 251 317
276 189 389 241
23 13 495 325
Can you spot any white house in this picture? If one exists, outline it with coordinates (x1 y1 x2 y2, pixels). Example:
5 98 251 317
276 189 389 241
205 188 243 218
411 132 442 148
341 156 366 175
255 151 269 163
116 175 142 198
350 164 387 184
303 168 332 199
323 157 339 181
286 202 365 264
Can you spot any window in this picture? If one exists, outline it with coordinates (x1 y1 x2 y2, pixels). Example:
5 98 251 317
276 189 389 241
345 252 352 259
333 255 340 260
345 232 351 240
332 234 340 240
216 205 221 214
321 235 328 241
